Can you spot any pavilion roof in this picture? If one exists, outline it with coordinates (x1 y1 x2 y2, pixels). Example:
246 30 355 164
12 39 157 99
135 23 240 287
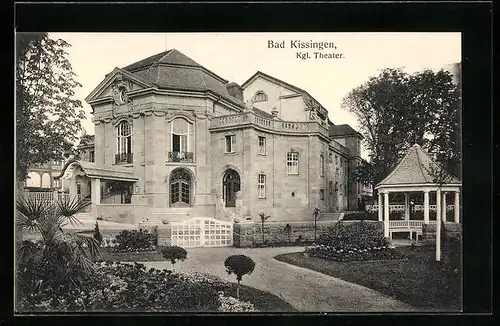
376 143 461 188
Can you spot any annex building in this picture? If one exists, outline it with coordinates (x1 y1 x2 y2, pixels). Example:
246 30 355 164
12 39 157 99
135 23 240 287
56 49 371 226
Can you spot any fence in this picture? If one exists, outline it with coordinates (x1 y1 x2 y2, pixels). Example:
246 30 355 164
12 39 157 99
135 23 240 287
22 191 70 203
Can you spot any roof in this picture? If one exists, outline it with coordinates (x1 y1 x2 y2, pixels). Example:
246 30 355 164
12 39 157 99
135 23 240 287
376 144 461 188
241 71 329 119
252 107 275 119
329 124 362 138
119 49 246 108
56 160 138 182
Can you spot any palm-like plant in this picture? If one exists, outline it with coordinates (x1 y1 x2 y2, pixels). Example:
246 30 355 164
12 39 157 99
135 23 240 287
258 212 271 244
15 191 102 302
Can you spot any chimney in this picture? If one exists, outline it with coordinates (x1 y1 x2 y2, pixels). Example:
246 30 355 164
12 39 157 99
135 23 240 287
226 82 244 101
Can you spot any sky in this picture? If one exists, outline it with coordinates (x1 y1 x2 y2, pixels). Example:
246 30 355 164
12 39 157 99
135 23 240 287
49 32 461 158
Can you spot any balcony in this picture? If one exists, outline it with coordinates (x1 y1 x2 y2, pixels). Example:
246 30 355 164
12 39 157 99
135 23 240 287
167 151 194 163
115 152 133 164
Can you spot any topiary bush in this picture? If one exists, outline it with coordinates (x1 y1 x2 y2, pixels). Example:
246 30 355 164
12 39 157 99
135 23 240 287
161 246 188 269
224 255 255 299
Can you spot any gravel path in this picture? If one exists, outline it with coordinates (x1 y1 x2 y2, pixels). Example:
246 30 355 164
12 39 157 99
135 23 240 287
142 246 416 312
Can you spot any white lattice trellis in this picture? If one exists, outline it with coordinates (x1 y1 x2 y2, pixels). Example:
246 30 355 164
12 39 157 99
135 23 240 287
170 217 233 248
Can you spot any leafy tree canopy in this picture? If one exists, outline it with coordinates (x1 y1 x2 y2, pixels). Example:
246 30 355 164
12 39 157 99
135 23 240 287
16 33 85 180
341 68 460 188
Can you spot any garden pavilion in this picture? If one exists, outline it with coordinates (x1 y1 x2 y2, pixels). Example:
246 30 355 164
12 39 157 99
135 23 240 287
375 144 461 239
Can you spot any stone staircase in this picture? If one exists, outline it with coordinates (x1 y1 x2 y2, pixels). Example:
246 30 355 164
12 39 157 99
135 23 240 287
321 212 344 221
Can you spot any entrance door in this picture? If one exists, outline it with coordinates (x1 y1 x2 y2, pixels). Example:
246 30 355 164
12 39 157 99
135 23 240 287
170 169 192 207
223 169 240 207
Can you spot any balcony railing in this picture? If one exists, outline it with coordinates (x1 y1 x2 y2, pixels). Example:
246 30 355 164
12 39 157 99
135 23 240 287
115 153 133 164
167 151 194 163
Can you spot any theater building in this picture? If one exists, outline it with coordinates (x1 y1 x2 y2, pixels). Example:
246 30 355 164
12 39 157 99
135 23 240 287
57 49 367 225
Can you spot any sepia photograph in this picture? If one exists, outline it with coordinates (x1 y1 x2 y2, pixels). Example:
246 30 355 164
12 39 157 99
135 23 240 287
15 32 464 313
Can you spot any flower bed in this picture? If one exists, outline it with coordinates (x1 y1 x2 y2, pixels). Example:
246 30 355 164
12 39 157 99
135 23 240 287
305 244 406 262
17 261 258 312
306 220 406 262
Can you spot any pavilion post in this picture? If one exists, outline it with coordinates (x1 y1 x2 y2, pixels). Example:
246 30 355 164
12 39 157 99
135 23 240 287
91 178 101 205
442 192 448 222
436 188 442 261
404 193 410 220
384 192 390 238
454 191 460 223
378 192 383 221
423 190 430 224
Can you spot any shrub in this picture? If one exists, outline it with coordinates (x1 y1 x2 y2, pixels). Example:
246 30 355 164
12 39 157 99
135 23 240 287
342 212 378 221
114 229 157 252
165 281 220 312
306 221 405 262
318 221 389 251
161 246 188 269
224 255 255 299
93 222 103 244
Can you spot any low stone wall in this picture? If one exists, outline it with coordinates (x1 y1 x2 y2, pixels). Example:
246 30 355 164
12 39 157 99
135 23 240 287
233 220 384 248
95 204 150 225
422 222 462 243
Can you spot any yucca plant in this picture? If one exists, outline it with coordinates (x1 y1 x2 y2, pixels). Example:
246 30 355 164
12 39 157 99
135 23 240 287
15 191 102 304
258 212 271 244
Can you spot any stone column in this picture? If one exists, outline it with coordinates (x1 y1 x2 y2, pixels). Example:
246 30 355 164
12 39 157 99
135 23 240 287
423 190 430 224
91 178 101 205
378 192 383 221
69 177 78 201
384 192 390 238
442 192 447 222
454 191 460 223
435 188 441 261
404 193 410 220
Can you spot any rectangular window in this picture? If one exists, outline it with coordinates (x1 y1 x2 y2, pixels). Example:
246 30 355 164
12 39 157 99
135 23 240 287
335 155 338 165
54 179 60 188
329 181 333 194
258 174 266 199
320 189 325 200
286 152 299 175
329 152 333 163
89 151 95 163
258 136 266 155
225 135 235 153
320 154 325 176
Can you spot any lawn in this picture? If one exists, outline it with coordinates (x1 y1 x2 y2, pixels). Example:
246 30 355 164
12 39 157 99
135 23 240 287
274 242 462 311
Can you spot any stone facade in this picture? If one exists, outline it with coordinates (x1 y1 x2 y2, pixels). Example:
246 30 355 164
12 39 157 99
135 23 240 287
64 50 369 226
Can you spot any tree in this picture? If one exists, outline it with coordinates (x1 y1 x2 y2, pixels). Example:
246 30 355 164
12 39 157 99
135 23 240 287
258 212 271 244
16 33 86 181
342 68 461 188
93 221 103 245
224 255 255 299
161 246 188 270
15 193 101 307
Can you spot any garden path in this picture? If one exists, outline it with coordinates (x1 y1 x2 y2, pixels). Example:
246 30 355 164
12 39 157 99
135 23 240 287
142 247 416 312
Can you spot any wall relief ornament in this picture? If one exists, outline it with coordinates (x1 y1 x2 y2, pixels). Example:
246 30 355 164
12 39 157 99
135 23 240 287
112 74 132 106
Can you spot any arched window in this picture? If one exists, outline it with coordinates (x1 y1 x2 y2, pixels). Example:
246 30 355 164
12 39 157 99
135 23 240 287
253 91 268 102
41 173 51 188
170 168 192 207
116 120 132 163
169 118 193 162
25 172 41 188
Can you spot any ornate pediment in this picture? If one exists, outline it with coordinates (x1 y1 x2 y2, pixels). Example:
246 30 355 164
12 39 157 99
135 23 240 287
85 68 153 104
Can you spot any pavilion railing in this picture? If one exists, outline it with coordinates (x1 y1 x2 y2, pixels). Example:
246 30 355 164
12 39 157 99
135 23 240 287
366 204 455 213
